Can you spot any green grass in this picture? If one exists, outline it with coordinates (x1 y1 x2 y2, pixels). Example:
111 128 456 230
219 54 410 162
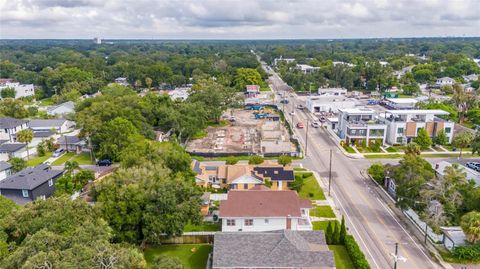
421 153 472 158
297 174 326 200
207 120 229 127
310 205 336 218
183 222 221 232
433 146 446 152
70 152 94 165
191 130 208 139
364 154 403 159
312 220 340 231
329 245 355 269
39 98 55 106
26 152 52 166
385 146 397 153
51 152 75 165
144 244 212 269
343 145 356 153
443 145 472 152
293 167 307 171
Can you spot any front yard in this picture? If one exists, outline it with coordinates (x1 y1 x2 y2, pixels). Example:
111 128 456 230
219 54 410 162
310 206 336 218
295 172 326 200
26 152 52 166
144 244 212 269
52 152 75 165
329 245 355 269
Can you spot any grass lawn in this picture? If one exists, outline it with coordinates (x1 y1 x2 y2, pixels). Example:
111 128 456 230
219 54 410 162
293 167 307 171
26 152 52 166
70 152 94 165
433 146 446 152
312 220 340 231
329 245 355 269
443 145 472 152
51 152 75 165
207 120 229 127
183 222 221 232
296 173 326 200
343 145 356 154
144 244 212 269
310 206 336 218
421 153 472 158
364 154 403 159
385 146 397 153
191 130 208 139
39 98 55 106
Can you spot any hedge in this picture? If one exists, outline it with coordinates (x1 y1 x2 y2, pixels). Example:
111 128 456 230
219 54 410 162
344 235 371 269
451 243 480 262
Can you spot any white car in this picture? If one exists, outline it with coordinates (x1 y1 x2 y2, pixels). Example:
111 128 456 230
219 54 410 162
311 121 320 128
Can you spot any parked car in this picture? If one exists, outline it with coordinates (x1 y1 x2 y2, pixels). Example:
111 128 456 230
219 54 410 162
97 159 112 166
296 122 304 129
52 148 65 157
311 121 320 128
466 162 480 171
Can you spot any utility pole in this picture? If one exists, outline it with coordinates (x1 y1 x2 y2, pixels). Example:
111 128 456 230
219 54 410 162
424 224 428 244
394 242 398 269
305 119 309 157
328 149 332 196
291 99 294 126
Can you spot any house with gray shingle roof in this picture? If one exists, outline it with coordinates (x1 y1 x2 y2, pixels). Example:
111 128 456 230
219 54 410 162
0 117 29 142
29 119 74 134
0 161 12 181
212 230 335 269
57 135 86 153
0 143 27 162
0 164 63 205
47 101 75 116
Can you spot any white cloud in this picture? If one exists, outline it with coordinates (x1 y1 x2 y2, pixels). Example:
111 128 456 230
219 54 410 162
0 0 478 38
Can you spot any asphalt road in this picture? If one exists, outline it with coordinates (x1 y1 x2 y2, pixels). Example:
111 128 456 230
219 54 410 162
266 66 441 269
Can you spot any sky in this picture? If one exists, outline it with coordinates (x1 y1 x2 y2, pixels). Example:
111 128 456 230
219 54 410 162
0 0 479 39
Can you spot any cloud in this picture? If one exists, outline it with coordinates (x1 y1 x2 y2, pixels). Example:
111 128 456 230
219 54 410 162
0 0 478 38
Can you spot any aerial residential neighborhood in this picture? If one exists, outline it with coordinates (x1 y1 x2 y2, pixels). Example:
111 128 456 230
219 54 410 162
1 1 480 269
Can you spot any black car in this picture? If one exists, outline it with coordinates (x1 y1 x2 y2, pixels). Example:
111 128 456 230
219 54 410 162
96 159 112 166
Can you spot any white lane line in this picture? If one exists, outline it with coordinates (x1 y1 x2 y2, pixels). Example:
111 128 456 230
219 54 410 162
376 198 438 268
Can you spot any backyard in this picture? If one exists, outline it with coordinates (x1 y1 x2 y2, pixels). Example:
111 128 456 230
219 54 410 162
144 244 212 269
329 245 355 269
183 222 221 232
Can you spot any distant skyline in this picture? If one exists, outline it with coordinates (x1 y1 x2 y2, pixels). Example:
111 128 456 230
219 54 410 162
1 0 479 39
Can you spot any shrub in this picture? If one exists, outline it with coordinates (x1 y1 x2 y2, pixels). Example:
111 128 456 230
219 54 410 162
248 155 264 165
345 235 371 269
368 163 385 184
37 143 46 157
451 243 480 262
225 156 238 165
290 175 304 192
278 155 292 166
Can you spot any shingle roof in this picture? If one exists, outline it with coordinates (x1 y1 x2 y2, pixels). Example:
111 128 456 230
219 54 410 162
0 117 28 129
33 130 55 138
57 135 82 145
253 166 294 181
0 161 12 171
212 230 335 268
219 189 311 218
0 143 26 153
0 164 63 190
28 119 67 128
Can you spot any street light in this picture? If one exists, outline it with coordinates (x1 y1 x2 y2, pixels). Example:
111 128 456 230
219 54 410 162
305 119 309 157
391 242 407 269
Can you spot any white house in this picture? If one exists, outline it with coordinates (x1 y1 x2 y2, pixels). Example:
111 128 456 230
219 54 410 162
332 61 355 67
306 96 356 113
385 98 418 110
168 87 190 101
0 118 29 142
114 77 129 86
462 74 478 82
379 61 389 67
382 109 454 145
318 87 347 96
273 57 295 66
0 161 12 181
0 82 35 99
47 101 75 116
219 186 312 232
336 108 387 145
29 119 74 134
296 64 320 74
0 143 28 161
436 77 456 87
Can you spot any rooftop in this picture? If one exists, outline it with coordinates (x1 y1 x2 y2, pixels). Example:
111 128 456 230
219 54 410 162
0 143 26 153
0 161 12 171
253 166 294 181
386 98 418 104
213 230 335 268
0 164 63 190
57 135 83 145
339 108 375 115
385 109 449 115
0 117 28 129
28 119 67 128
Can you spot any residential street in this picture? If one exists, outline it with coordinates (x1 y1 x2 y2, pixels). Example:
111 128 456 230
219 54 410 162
265 63 441 269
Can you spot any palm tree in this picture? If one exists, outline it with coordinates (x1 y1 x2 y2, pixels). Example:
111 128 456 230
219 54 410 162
461 211 480 243
64 160 80 176
16 129 34 159
404 142 421 156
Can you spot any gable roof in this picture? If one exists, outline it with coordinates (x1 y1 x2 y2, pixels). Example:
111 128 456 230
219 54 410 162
213 230 335 268
219 189 311 218
57 135 83 145
0 117 28 129
253 166 294 181
0 161 12 171
0 164 63 190
0 143 26 153
47 101 75 113
28 119 67 128
33 130 55 138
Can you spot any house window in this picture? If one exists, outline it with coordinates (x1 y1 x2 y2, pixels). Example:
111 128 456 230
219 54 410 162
396 137 403 143
243 184 248 189
48 179 53 187
244 219 253 226
264 219 269 224
226 219 236 226
445 127 451 134
397 128 404 134
222 178 227 184
22 190 29 198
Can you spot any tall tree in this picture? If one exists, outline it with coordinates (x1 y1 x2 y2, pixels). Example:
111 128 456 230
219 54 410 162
460 211 480 243
413 128 432 149
452 131 474 158
16 129 33 159
404 142 421 156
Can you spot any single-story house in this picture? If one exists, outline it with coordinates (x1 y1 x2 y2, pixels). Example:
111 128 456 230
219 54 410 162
436 77 456 87
28 119 74 134
31 130 56 147
0 143 27 161
0 117 29 142
47 101 75 116
0 161 12 181
212 230 335 269
56 135 86 153
0 164 63 204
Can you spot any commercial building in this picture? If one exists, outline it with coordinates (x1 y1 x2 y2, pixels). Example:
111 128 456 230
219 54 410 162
296 64 320 74
318 87 347 96
384 98 418 110
337 108 387 145
306 96 356 113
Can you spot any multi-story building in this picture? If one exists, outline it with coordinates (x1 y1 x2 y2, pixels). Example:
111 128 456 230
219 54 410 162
219 186 312 232
382 109 454 144
0 117 29 142
436 77 456 87
0 82 35 99
306 96 356 113
337 108 387 145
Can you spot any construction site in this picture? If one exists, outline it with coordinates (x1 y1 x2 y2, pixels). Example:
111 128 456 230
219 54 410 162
186 108 298 157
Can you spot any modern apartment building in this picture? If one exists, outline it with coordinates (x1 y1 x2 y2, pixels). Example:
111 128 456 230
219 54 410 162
337 108 387 145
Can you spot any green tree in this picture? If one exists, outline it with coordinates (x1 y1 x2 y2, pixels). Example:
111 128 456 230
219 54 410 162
0 87 16 98
453 131 474 158
225 156 238 165
277 155 292 167
145 77 153 89
151 255 183 269
461 211 480 243
472 132 480 156
402 82 420 96
0 99 29 118
326 221 333 244
434 129 449 145
333 221 341 245
7 157 26 172
340 216 347 245
0 196 18 220
413 128 432 149
234 68 265 91
16 128 33 159
404 142 421 156
368 163 385 184
248 155 265 165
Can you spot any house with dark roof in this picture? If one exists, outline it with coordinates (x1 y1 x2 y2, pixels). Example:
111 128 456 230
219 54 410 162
57 135 86 153
0 164 63 204
219 187 312 232
31 130 56 147
0 143 27 161
0 161 12 181
29 119 74 134
212 230 335 269
253 165 295 190
0 117 29 142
